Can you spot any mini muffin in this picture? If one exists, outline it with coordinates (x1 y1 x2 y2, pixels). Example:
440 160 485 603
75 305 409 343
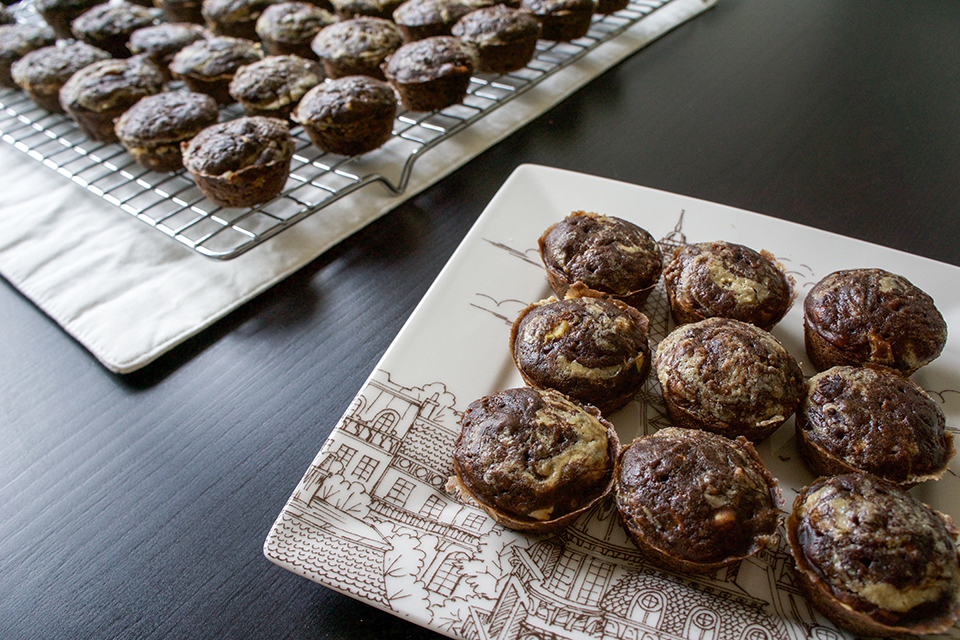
451 4 540 74
169 35 263 103
114 91 219 171
0 24 57 88
293 74 396 155
663 241 795 331
70 0 158 58
382 35 474 112
804 268 948 376
255 1 335 58
538 211 662 310
330 0 401 20
787 473 960 637
616 427 781 573
35 0 109 39
59 55 165 142
11 40 111 112
511 285 651 415
392 0 494 41
201 0 280 39
181 115 296 207
228 54 325 119
310 17 402 80
127 22 209 81
796 365 954 486
519 0 593 41
449 386 619 533
655 317 804 442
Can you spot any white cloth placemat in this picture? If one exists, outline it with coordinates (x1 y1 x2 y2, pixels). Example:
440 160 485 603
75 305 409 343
0 0 715 373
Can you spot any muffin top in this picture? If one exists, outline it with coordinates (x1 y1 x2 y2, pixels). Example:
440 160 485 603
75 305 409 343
294 74 396 124
127 22 210 61
169 34 263 77
181 115 295 177
451 4 541 45
0 24 57 64
310 17 402 64
115 90 219 145
382 35 474 84
616 427 781 567
228 54 325 108
11 39 111 86
255 1 335 42
59 55 164 113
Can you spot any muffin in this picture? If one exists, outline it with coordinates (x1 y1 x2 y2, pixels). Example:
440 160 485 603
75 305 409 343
11 40 111 112
803 268 948 376
114 91 219 171
787 473 960 637
228 54 325 119
154 0 204 23
451 4 540 74
169 34 263 103
519 0 593 41
538 211 663 310
59 55 165 142
654 317 804 442
392 0 494 41
127 22 209 81
201 0 280 39
796 365 954 486
616 427 782 573
70 0 158 58
663 240 795 331
254 1 335 58
310 17 402 80
35 0 109 39
329 0 401 20
449 386 619 533
382 35 474 112
293 74 396 155
181 116 296 207
0 24 57 88
511 285 651 416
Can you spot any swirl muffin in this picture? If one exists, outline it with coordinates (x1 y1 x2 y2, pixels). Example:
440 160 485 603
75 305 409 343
181 116 296 207
539 211 663 310
70 0 158 58
59 55 165 142
293 74 396 155
169 34 263 103
616 427 781 573
382 35 474 111
655 317 804 442
796 365 954 486
35 0 109 39
804 268 948 376
519 0 593 41
11 40 111 112
787 473 960 637
127 22 210 81
451 4 540 74
254 1 335 58
114 91 219 171
0 24 57 88
228 54 325 119
310 17 403 80
449 386 619 533
511 286 651 416
663 240 794 331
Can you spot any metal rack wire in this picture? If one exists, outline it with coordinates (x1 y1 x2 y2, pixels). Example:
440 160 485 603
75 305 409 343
0 0 671 259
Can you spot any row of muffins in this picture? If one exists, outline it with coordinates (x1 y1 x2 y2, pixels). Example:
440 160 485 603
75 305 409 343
449 210 957 638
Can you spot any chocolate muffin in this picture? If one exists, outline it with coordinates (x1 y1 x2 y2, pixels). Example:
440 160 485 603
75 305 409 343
154 0 204 23
519 0 593 41
663 240 795 331
616 427 781 573
254 1 335 58
35 0 108 39
228 54 325 119
0 24 57 88
787 473 960 637
797 365 954 486
59 55 165 142
382 35 474 111
201 0 280 40
329 0 401 20
655 317 804 442
392 0 494 41
11 40 111 112
804 268 948 376
449 386 619 533
293 74 396 155
538 211 663 310
169 34 263 103
114 90 219 171
310 17 402 80
127 22 209 81
70 0 158 58
511 286 651 416
181 115 296 207
451 4 540 74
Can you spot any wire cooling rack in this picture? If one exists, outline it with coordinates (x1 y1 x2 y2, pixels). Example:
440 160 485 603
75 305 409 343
1 0 672 259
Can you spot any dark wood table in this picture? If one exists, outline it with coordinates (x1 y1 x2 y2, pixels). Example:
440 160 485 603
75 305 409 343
3 0 959 638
